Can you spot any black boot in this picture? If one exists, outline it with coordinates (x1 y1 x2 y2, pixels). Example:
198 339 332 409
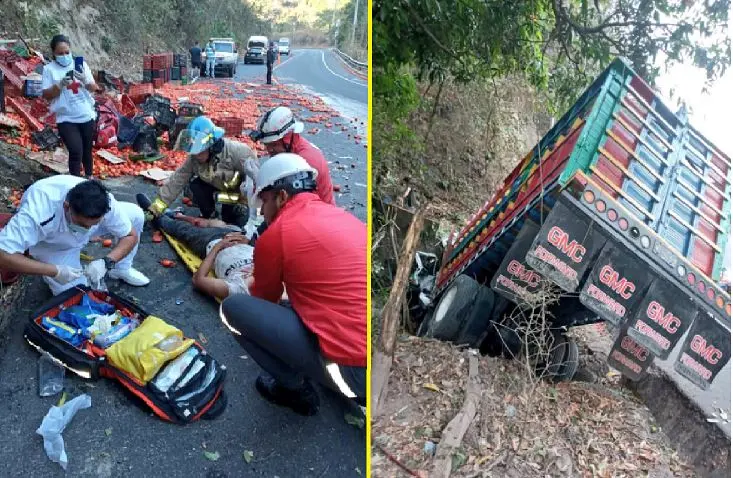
255 374 320 416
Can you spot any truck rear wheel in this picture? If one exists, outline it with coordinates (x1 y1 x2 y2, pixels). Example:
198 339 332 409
418 275 484 342
455 287 495 347
554 338 579 382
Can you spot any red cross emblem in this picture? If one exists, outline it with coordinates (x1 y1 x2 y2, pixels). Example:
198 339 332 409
67 81 81 94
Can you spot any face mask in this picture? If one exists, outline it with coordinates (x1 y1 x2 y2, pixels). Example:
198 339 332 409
66 211 89 235
56 54 72 67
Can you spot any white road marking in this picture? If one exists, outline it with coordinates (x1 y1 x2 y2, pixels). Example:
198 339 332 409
273 52 297 70
320 50 367 87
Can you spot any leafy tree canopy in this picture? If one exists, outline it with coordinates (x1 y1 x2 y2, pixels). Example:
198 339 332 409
374 0 730 112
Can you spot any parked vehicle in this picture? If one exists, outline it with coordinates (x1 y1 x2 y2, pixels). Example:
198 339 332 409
244 36 268 64
278 38 291 56
200 37 238 78
420 57 731 390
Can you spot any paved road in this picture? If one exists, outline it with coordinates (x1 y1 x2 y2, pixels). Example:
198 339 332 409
0 50 367 477
229 49 368 221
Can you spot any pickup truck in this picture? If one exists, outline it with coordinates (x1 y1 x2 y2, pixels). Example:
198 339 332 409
201 38 238 78
419 57 731 391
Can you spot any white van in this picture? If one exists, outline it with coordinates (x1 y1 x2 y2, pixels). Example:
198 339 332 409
278 38 291 56
244 36 269 64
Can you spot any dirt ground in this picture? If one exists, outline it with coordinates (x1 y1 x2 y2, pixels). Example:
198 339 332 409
372 328 695 478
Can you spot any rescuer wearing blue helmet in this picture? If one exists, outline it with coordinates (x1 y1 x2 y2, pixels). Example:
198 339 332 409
142 116 259 227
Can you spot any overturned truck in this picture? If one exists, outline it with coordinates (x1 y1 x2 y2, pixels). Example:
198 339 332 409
419 58 731 389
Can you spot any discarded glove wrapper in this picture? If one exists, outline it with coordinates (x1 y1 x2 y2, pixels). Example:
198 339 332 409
36 394 92 470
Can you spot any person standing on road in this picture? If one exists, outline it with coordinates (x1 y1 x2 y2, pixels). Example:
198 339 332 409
250 106 334 205
204 40 216 78
0 176 150 295
41 34 103 178
219 153 367 416
265 41 277 85
143 116 259 227
189 40 202 80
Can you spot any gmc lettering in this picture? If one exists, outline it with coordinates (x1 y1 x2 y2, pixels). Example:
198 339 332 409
621 336 648 361
507 260 540 287
599 265 636 300
547 226 586 263
690 335 723 365
646 301 681 334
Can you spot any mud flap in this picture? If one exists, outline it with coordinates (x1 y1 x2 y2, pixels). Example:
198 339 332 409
625 278 698 359
673 314 731 391
525 200 606 292
607 325 654 381
490 220 543 306
579 243 655 326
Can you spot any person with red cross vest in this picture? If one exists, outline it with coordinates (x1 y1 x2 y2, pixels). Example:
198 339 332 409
249 106 335 205
41 34 103 178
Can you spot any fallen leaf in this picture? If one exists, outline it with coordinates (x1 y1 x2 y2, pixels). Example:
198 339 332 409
344 413 365 429
423 383 441 393
242 450 254 463
204 451 220 461
104 427 112 437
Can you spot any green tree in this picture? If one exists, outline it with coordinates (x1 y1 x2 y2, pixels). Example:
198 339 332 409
374 0 730 113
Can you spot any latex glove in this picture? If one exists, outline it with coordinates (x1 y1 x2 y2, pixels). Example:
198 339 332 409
53 265 84 285
85 259 107 284
58 75 73 89
72 70 88 85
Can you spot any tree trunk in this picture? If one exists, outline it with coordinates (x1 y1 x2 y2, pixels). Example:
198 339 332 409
424 78 445 144
430 353 481 478
371 208 426 416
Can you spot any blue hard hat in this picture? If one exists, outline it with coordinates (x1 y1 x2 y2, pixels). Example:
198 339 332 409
175 116 225 154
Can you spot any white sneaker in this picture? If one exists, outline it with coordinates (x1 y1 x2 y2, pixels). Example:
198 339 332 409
109 267 150 286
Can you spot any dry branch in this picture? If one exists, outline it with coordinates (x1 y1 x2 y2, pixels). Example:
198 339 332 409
372 207 427 416
430 353 481 478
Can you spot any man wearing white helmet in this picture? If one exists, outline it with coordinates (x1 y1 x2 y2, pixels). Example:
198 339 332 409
250 106 335 205
219 153 366 416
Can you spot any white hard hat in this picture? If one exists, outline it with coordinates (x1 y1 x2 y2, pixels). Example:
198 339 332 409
250 106 304 144
255 153 318 197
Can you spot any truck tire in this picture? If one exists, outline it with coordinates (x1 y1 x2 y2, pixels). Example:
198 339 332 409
554 338 579 382
419 275 483 341
536 331 567 378
454 287 495 347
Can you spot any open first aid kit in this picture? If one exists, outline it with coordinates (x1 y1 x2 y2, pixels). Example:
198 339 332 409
24 286 227 424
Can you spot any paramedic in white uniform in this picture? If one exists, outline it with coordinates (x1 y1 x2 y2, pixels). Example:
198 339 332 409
0 176 150 295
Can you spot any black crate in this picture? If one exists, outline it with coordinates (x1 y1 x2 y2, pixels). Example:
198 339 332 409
177 102 204 118
151 69 165 79
142 69 152 83
170 67 181 81
32 126 61 150
170 116 191 147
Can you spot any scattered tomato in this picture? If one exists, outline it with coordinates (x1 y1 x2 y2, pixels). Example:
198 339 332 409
152 231 163 243
160 259 176 268
102 239 113 247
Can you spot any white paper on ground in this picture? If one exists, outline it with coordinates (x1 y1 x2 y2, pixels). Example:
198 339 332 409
138 168 174 181
97 149 125 164
36 394 92 470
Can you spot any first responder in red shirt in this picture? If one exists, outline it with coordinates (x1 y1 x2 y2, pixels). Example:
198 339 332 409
249 106 335 205
219 153 366 416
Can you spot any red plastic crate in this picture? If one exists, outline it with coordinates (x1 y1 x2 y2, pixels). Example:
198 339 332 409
215 117 245 136
127 83 154 104
151 54 166 70
143 55 152 69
